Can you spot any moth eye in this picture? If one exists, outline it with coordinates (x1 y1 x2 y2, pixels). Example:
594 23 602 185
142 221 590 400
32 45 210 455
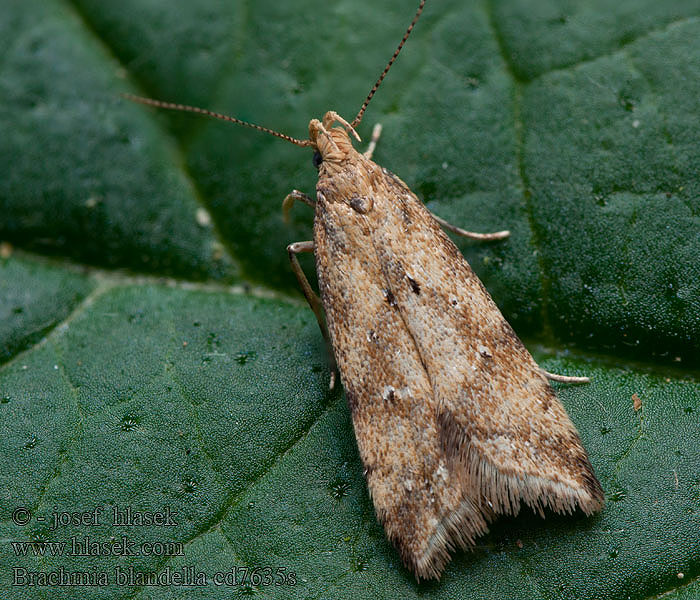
312 151 323 169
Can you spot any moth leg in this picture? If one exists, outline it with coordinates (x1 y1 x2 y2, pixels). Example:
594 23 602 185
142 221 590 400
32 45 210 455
282 189 315 223
287 240 339 390
431 213 510 241
542 370 590 384
363 123 383 160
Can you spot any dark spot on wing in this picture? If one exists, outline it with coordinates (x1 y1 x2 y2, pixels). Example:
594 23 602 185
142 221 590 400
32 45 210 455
385 289 397 307
349 195 372 214
345 388 358 415
407 276 421 294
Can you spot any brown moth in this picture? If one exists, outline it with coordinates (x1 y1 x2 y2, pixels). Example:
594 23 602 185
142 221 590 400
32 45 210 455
125 0 604 581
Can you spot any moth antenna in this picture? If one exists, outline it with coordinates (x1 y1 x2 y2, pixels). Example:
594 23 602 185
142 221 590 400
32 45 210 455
121 93 313 147
350 0 426 129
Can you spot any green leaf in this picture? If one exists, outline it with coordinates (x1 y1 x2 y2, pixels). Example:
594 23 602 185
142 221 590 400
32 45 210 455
1 0 698 598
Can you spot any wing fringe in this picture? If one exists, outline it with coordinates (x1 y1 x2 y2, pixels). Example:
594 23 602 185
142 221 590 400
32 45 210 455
395 497 491 581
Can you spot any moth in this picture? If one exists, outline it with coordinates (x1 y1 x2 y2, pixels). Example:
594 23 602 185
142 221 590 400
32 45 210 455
125 0 604 581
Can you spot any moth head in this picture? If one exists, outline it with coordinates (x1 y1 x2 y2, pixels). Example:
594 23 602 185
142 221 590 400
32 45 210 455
308 116 357 165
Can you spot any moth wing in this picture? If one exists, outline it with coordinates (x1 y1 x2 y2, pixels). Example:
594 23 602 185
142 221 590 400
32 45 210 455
370 167 604 518
314 191 488 580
